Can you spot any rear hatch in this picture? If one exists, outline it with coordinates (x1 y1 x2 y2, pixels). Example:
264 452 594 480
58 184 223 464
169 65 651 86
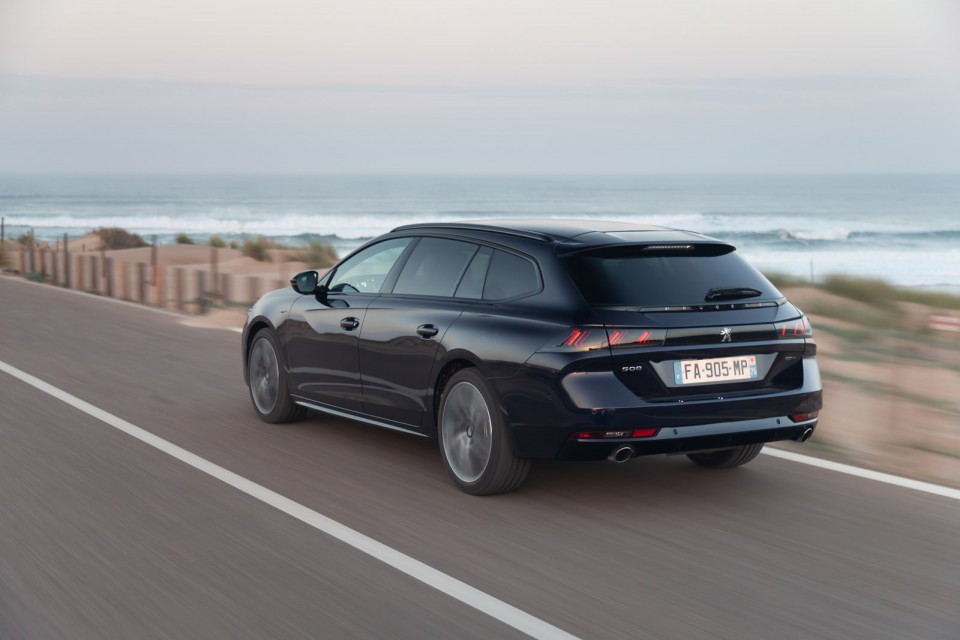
560 241 812 401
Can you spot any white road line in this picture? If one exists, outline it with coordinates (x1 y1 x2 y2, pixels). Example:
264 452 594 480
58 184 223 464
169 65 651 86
2 275 244 333
0 359 580 640
1 274 187 319
763 447 960 501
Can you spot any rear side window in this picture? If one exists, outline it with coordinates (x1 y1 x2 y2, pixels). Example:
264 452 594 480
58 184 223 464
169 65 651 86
483 250 541 300
454 247 492 299
393 237 478 297
562 245 780 306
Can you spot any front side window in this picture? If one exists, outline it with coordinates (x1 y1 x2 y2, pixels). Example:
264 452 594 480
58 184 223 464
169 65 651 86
392 237 478 297
328 238 412 294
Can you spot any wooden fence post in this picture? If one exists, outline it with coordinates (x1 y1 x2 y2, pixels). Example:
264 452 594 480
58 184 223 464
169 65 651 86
105 258 114 297
138 263 147 303
220 273 230 304
89 255 99 293
175 268 185 311
76 255 84 290
197 271 207 313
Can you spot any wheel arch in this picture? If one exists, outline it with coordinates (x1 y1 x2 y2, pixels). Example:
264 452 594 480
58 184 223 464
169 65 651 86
242 318 275 384
429 357 478 435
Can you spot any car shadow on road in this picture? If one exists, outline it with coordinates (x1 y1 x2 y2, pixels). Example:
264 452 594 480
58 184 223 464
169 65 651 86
270 410 802 513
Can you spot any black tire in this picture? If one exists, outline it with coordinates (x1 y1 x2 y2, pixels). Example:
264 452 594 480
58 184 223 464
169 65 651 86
438 368 530 495
247 328 306 424
687 443 764 468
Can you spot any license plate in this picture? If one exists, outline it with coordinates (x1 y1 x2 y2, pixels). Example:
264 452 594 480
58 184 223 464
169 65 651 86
673 355 758 385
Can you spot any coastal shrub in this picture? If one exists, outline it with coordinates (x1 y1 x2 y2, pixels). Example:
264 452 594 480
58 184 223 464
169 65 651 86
291 239 338 268
94 227 148 250
15 232 32 246
229 241 239 249
241 236 285 262
895 288 960 310
819 274 960 311
820 275 898 309
208 235 227 248
175 233 195 245
766 272 810 289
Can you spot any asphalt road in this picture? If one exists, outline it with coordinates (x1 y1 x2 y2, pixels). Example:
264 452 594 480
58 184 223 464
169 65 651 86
1 277 958 640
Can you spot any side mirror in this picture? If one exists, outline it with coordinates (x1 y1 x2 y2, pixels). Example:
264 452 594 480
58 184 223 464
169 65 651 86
290 270 319 295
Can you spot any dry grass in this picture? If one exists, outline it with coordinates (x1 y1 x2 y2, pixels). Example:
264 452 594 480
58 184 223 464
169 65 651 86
768 272 960 311
241 236 286 262
290 239 338 268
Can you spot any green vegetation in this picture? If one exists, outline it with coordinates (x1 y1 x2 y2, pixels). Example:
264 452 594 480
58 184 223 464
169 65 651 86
208 235 227 248
15 232 32 246
769 271 960 311
291 239 338 268
174 233 195 245
803 298 899 330
94 227 149 250
766 272 810 289
907 443 960 461
821 274 960 310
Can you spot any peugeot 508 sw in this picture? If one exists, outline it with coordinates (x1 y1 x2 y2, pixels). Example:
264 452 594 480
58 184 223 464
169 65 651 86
242 220 822 494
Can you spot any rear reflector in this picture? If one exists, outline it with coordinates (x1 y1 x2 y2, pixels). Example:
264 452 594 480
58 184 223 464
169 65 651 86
575 429 660 439
789 411 820 422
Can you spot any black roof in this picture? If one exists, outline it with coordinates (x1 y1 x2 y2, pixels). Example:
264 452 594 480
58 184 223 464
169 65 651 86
391 218 723 249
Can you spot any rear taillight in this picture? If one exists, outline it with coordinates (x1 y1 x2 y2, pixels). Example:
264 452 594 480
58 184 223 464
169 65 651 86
548 327 666 351
789 411 819 422
557 328 608 351
775 316 813 339
605 328 666 347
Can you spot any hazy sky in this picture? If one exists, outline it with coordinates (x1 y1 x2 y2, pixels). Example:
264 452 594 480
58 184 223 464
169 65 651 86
1 0 959 172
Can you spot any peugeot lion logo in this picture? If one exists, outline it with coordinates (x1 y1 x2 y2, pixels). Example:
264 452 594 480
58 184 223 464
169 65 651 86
720 327 733 343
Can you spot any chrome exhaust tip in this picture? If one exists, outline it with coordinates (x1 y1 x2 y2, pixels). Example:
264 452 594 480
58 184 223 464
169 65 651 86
608 445 635 463
796 427 814 443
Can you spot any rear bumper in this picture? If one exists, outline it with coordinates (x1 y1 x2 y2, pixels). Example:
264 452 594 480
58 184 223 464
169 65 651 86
556 417 817 461
503 357 823 459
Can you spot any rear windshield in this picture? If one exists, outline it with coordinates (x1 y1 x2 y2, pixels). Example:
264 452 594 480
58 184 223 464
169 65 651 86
561 245 781 307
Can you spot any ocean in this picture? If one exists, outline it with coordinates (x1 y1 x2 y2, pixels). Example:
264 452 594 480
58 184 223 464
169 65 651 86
1 173 958 291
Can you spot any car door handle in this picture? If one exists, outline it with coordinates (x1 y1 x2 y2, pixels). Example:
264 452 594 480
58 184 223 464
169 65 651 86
340 317 360 331
416 324 439 339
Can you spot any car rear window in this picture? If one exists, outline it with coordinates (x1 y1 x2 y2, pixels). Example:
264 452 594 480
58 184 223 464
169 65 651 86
561 245 781 306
